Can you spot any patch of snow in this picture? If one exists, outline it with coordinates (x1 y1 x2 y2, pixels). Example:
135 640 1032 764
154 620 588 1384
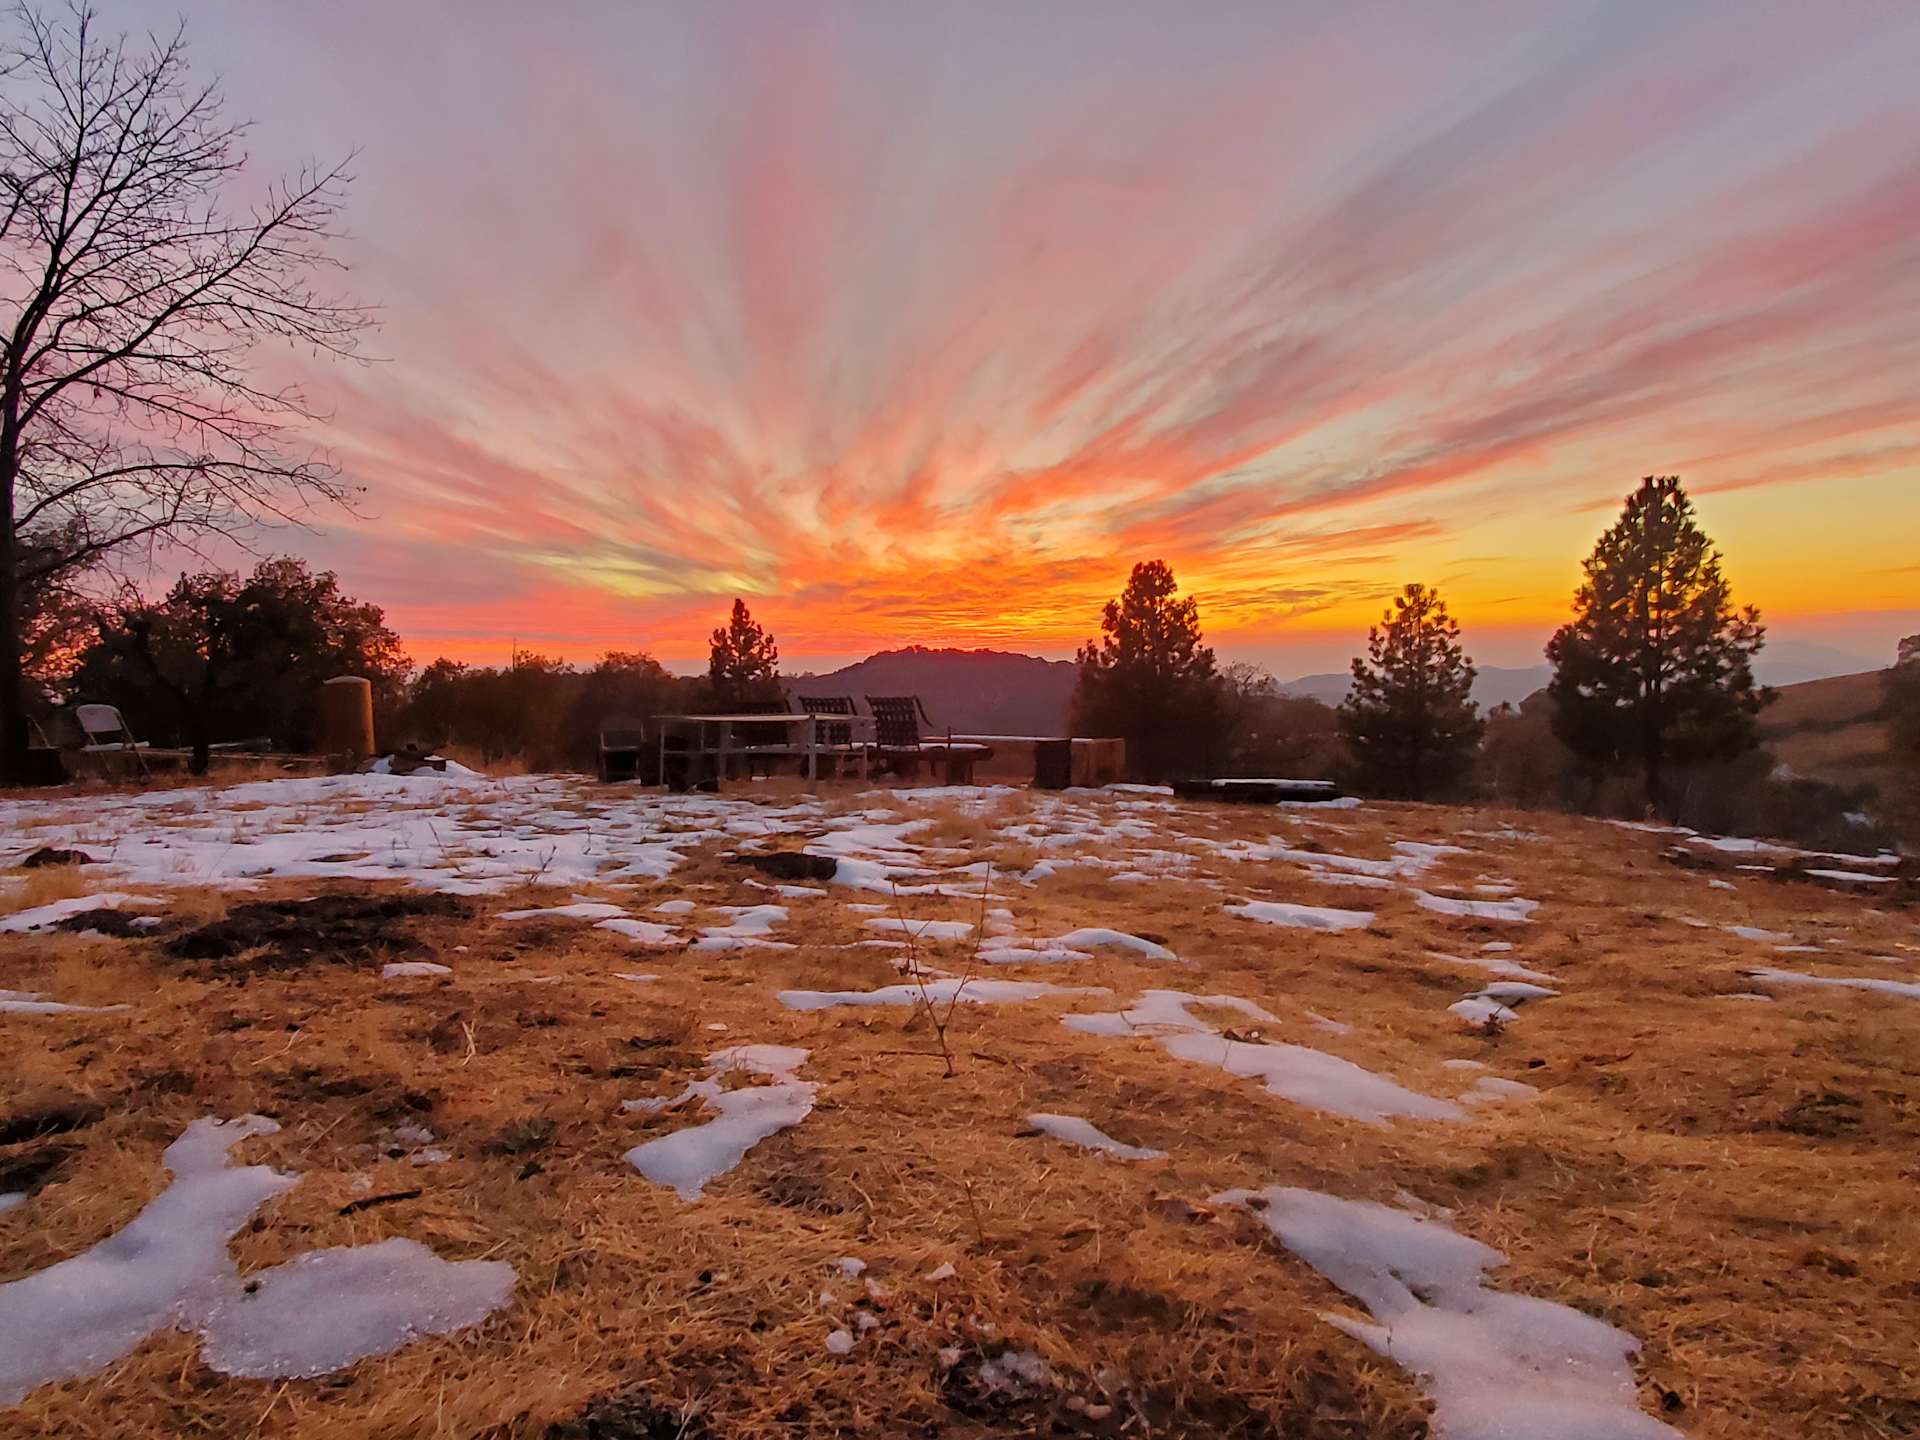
864 916 975 942
977 945 1095 966
1053 927 1177 962
1460 1077 1541 1106
595 917 679 945
0 1115 514 1404
925 1261 957 1281
498 901 628 921
0 1192 25 1214
1415 890 1539 923
192 1238 513 1379
652 899 696 915
0 988 129 1015
1726 924 1791 944
0 893 159 933
1226 900 1374 932
380 961 451 979
623 1046 816 1201
1743 967 1920 1001
613 971 660 984
1066 991 1461 1126
825 1328 854 1355
1027 1112 1165 1161
1212 1187 1682 1439
1427 950 1559 984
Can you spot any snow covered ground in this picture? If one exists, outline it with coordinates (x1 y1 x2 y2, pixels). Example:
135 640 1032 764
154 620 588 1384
2 772 1914 1438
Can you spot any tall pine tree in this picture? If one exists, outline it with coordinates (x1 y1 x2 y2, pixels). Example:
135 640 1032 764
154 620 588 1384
707 598 780 707
1069 560 1229 780
1338 583 1482 799
1547 477 1767 815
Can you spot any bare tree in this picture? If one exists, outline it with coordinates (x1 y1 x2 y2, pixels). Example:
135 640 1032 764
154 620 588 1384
0 2 370 779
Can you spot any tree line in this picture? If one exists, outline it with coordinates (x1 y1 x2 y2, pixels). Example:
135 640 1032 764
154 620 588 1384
1070 475 1909 844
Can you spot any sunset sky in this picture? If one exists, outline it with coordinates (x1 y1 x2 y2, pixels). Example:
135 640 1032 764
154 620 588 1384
106 1 1920 676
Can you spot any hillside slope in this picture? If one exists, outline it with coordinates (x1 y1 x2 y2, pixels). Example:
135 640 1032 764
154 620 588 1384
1760 668 1896 794
788 646 1078 734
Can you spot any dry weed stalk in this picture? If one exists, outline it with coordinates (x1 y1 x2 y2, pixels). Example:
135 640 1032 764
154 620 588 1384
886 861 995 1078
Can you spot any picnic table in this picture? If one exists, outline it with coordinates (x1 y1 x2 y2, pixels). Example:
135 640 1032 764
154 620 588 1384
653 712 874 786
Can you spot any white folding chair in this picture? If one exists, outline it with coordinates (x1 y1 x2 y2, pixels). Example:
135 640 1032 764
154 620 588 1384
73 703 152 776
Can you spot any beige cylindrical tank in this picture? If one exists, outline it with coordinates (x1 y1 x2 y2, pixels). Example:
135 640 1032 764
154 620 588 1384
321 675 375 766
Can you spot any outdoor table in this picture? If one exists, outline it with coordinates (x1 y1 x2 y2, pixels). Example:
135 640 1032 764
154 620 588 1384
653 712 873 785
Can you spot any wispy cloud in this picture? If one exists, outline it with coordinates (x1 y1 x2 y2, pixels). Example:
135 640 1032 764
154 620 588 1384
179 0 1920 661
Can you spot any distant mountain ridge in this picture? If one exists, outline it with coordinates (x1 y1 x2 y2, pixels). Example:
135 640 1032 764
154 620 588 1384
788 646 1078 735
788 641 1888 737
1277 665 1551 711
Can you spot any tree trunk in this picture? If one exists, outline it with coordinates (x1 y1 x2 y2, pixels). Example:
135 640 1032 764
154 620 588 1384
0 400 23 786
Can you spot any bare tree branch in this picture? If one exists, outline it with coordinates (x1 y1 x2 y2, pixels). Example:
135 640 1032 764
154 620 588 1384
0 0 373 775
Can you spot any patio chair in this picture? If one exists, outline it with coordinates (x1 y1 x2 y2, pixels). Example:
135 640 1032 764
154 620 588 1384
795 694 855 747
598 715 648 782
72 703 152 777
863 695 994 784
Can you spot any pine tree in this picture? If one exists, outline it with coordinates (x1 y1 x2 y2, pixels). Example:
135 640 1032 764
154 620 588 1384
1547 476 1768 816
1338 583 1483 799
1069 560 1229 780
707 598 780 707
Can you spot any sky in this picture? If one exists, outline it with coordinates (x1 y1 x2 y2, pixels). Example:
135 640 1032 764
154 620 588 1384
95 1 1920 677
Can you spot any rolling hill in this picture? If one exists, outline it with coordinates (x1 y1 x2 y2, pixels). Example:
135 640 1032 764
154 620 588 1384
786 647 1079 735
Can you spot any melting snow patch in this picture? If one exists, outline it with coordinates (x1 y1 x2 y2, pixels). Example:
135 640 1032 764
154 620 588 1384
652 899 695 915
1742 967 1920 1001
192 1238 512 1379
0 1192 23 1214
1427 950 1559 984
779 979 1103 1011
1448 982 1556 1028
623 1046 815 1201
0 893 160 933
864 917 975 942
1226 900 1374 932
978 944 1095 966
694 904 793 950
613 971 660 984
1212 1187 1682 1439
825 1328 854 1356
1066 991 1461 1126
0 1115 513 1407
498 901 628 921
380 961 451 979
1726 924 1790 944
596 917 679 945
1053 927 1177 961
1027 1113 1165 1161
1415 891 1539 923
1460 1077 1540 1106
0 988 129 1015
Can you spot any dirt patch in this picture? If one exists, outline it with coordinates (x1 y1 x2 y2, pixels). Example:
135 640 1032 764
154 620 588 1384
731 851 837 882
19 846 98 868
543 1387 712 1440
52 908 166 939
0 1095 105 1147
164 892 468 973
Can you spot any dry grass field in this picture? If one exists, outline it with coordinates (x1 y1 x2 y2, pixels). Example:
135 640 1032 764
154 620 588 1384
2 772 1917 1439
1760 669 1898 795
